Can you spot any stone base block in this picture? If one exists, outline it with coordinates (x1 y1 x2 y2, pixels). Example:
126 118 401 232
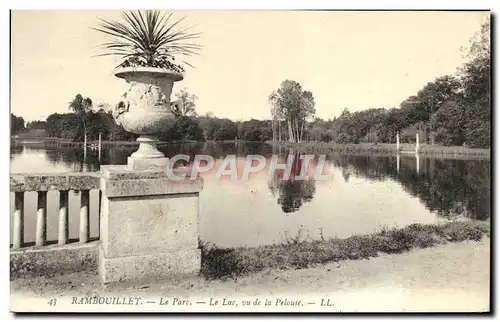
99 246 201 284
11 241 99 280
127 157 169 170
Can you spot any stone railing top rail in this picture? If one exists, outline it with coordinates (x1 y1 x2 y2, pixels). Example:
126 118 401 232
10 172 101 192
10 168 204 193
100 165 203 197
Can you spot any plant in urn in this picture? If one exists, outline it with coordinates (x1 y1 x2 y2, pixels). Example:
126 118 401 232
94 10 201 170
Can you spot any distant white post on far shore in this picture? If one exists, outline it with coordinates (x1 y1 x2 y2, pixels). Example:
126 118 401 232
396 132 400 152
415 131 420 154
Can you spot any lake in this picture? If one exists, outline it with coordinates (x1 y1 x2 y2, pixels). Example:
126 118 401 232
10 142 491 248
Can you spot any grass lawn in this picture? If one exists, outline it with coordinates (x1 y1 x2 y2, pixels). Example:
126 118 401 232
200 220 490 279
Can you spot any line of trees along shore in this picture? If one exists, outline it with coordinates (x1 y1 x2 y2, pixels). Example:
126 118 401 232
13 90 276 143
268 21 490 148
12 22 490 148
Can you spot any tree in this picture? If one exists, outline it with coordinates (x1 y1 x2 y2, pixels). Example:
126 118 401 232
45 113 80 139
68 94 93 145
86 110 114 141
238 119 273 142
460 21 491 148
430 101 466 146
171 88 198 117
271 104 286 141
157 115 205 142
298 90 316 142
213 119 238 141
10 113 25 135
416 76 461 118
197 114 218 140
463 95 490 147
269 80 316 143
308 118 334 142
26 120 46 130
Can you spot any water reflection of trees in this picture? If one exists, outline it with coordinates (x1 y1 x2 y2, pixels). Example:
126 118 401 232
268 153 316 213
330 154 490 220
10 145 23 161
44 147 129 172
15 142 489 220
39 141 275 172
10 145 23 155
165 141 273 160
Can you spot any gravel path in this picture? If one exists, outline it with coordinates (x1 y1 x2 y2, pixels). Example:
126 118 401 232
10 238 490 313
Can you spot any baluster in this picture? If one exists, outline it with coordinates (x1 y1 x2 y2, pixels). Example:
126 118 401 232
36 191 47 246
58 190 69 246
79 190 90 243
12 192 24 249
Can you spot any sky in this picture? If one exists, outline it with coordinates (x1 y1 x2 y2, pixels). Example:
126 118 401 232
11 10 488 122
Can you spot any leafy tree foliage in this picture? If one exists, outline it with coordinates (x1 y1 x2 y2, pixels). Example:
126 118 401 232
194 115 273 142
213 119 238 141
156 115 205 142
238 119 273 142
460 21 491 147
26 120 46 130
269 80 316 143
10 113 25 135
171 88 198 117
68 94 93 144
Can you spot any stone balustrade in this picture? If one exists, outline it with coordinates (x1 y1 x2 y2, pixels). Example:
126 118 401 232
10 168 203 284
10 173 101 250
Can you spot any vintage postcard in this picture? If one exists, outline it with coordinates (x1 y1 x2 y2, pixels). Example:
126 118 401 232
9 9 491 313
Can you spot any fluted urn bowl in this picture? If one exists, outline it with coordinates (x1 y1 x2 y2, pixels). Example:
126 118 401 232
114 67 183 162
115 67 183 134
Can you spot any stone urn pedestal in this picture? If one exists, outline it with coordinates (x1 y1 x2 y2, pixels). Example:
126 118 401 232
98 67 203 285
98 166 203 285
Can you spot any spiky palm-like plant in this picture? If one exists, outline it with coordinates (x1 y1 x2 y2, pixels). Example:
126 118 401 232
94 10 201 72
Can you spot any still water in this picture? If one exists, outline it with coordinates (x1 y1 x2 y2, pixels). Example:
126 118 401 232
10 142 491 248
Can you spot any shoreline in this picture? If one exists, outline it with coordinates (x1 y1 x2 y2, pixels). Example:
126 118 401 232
200 220 490 279
10 138 202 147
266 141 490 159
11 137 491 160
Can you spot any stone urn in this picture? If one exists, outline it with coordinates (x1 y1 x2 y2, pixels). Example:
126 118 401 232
114 67 183 170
